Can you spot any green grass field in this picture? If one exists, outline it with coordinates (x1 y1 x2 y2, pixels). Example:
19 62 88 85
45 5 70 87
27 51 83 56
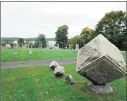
1 48 77 62
2 63 126 101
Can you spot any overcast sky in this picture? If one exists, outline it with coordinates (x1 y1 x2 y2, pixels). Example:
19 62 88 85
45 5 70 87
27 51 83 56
1 2 126 38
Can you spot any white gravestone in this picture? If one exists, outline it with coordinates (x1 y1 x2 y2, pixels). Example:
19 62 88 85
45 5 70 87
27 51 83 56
75 44 79 51
6 44 11 48
76 34 126 93
57 44 59 49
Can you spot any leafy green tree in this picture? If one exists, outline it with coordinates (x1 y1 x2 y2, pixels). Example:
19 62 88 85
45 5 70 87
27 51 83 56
55 25 68 48
69 35 83 49
18 38 24 47
80 27 94 45
37 34 47 48
95 10 127 50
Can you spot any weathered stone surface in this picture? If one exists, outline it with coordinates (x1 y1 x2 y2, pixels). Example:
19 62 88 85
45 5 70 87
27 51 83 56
50 61 59 70
87 82 113 94
76 34 126 85
54 65 64 77
65 74 75 85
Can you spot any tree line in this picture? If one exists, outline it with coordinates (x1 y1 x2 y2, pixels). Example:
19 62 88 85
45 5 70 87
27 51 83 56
2 10 127 50
69 10 127 50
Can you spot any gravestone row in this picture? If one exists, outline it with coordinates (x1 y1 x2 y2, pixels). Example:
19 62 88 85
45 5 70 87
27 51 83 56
49 61 75 85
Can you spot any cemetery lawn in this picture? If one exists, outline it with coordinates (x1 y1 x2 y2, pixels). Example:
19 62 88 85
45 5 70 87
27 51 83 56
2 64 126 101
1 48 77 62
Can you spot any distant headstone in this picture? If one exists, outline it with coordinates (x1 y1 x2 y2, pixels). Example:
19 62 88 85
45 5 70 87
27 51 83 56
76 34 126 93
29 50 32 55
71 49 74 51
54 65 64 77
56 44 59 49
69 45 71 49
50 61 59 70
65 74 75 85
75 44 79 51
6 44 11 48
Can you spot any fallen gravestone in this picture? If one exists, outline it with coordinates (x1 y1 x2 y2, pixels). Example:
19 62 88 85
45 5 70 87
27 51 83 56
50 61 59 70
12 52 17 56
65 74 75 85
54 65 64 77
76 34 126 94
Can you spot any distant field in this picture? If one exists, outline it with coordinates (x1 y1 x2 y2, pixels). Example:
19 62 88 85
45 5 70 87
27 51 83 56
1 63 126 101
1 47 126 63
1 48 77 62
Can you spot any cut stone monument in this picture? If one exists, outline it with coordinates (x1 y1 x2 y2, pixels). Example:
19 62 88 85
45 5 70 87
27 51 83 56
50 61 59 70
65 74 75 85
75 44 79 51
76 34 126 93
54 65 64 77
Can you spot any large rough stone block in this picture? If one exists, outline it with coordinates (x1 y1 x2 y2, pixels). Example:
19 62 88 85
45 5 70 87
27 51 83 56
76 34 126 85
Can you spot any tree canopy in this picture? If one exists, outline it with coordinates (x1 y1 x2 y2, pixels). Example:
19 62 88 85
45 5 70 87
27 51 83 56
95 10 127 50
37 34 47 48
69 10 127 50
18 38 24 47
80 27 94 44
55 25 68 48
